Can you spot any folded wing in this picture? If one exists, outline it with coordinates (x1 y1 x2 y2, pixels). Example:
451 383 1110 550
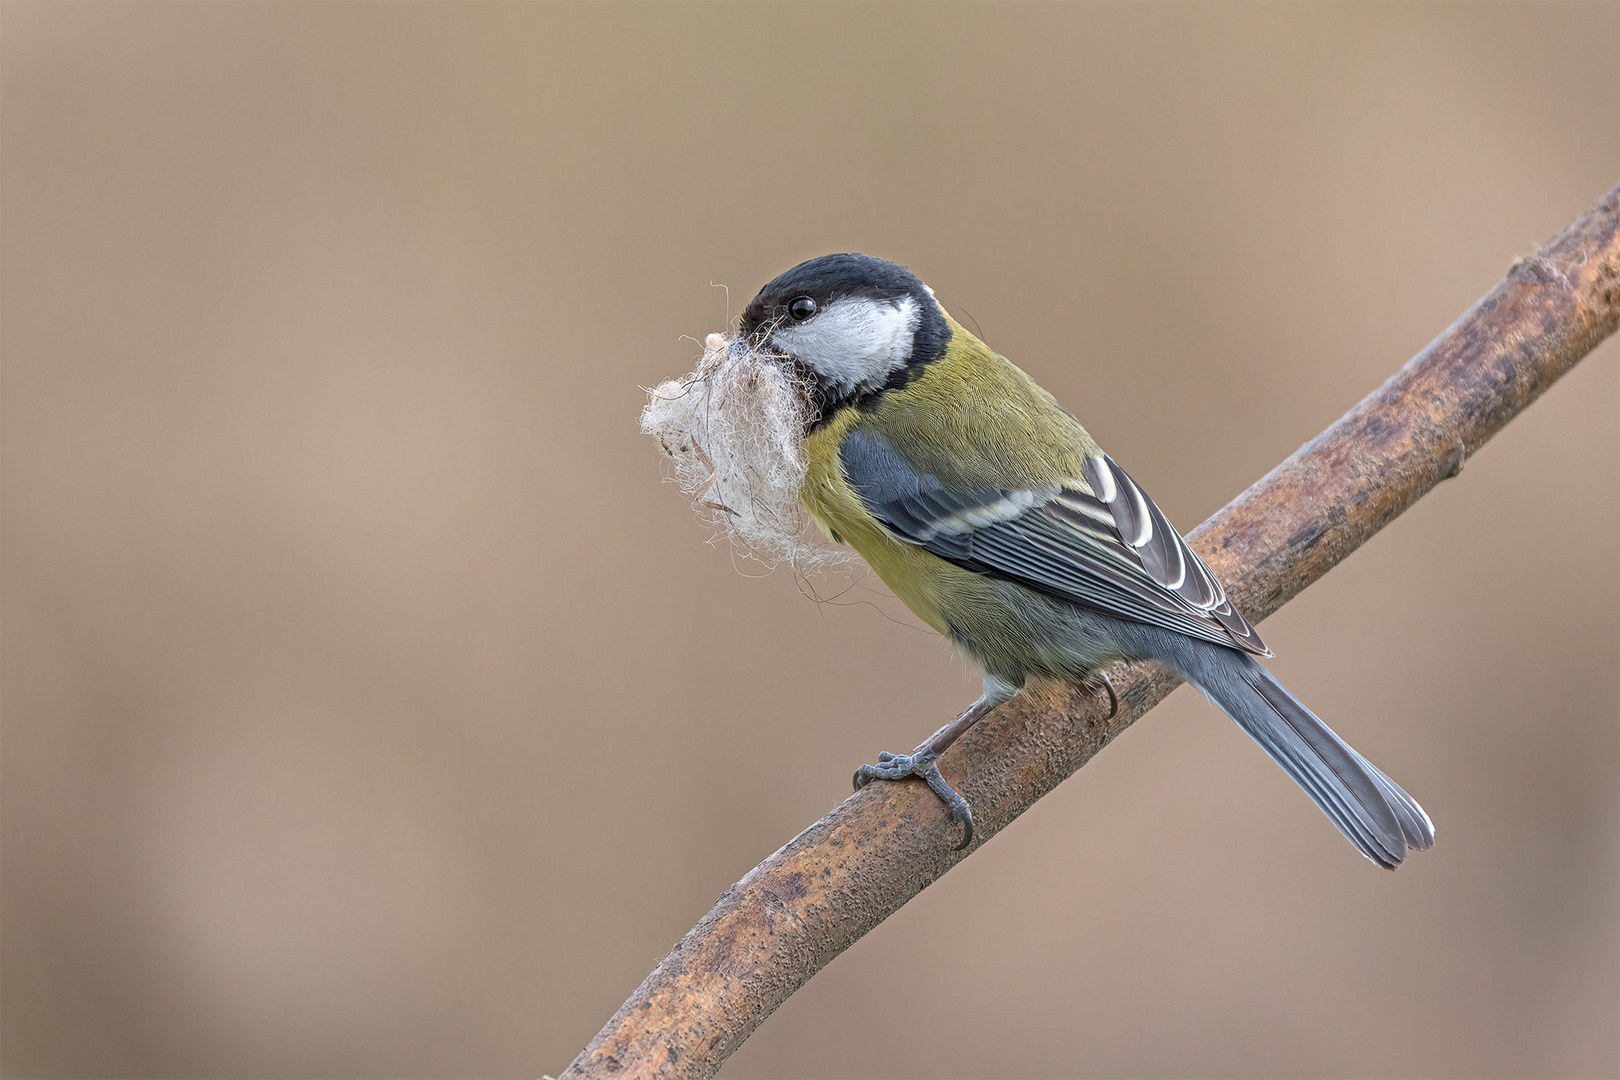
839 428 1269 656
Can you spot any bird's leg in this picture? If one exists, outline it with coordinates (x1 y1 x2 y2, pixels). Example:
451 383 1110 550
852 681 1011 850
1080 670 1119 719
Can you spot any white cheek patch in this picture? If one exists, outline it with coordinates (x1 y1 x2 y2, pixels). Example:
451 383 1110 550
640 332 857 572
770 295 920 396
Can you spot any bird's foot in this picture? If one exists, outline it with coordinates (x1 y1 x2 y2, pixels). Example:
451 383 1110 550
852 748 932 784
854 749 975 849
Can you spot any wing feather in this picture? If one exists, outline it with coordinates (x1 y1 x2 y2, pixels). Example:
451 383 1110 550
840 429 1269 656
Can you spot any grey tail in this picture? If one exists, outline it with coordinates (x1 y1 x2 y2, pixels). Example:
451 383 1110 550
1168 638 1435 869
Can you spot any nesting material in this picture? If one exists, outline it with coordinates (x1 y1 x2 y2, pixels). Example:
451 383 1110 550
642 332 855 571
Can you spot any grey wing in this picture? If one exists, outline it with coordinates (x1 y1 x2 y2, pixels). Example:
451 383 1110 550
839 428 1269 656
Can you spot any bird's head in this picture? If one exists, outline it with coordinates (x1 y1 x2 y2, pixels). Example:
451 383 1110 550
739 253 952 417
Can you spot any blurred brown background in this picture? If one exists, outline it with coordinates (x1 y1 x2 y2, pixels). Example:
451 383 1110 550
3 3 1616 1077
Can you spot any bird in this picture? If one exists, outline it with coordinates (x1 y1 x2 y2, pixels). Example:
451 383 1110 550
736 252 1434 868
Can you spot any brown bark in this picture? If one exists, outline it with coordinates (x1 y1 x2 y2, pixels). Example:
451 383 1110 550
561 185 1620 1080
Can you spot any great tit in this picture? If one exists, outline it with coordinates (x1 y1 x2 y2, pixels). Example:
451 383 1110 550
737 252 1434 868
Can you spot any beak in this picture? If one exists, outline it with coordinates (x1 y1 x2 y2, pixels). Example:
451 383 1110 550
739 331 795 371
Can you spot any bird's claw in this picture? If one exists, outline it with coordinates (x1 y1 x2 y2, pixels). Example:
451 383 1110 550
919 760 974 849
1084 671 1119 720
853 749 974 849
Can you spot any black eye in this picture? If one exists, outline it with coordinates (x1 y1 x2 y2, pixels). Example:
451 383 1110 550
788 296 817 321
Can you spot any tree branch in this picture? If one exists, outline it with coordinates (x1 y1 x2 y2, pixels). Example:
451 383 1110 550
562 185 1620 1080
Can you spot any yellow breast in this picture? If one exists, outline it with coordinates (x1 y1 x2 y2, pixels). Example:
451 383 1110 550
799 408 952 634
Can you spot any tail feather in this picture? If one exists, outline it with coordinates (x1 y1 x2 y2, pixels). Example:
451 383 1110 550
1363 759 1437 851
1232 672 1406 868
1168 639 1434 868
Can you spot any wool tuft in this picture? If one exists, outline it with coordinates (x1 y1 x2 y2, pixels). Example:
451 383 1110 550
641 332 855 572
